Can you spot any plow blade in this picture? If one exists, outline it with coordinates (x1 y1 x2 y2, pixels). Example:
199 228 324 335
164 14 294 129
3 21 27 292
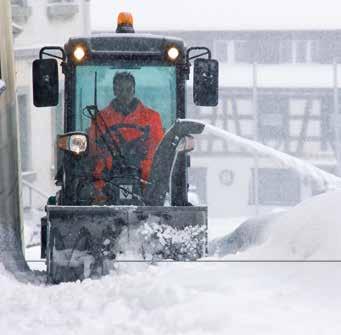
46 205 207 283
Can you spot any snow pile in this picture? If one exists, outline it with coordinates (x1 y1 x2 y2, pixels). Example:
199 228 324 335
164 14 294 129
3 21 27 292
209 211 285 257
214 190 341 260
238 190 341 260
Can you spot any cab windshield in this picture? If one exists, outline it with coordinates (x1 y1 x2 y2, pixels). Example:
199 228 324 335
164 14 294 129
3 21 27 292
75 65 177 131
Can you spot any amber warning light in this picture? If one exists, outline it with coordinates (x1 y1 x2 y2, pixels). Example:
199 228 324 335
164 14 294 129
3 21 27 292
116 12 135 33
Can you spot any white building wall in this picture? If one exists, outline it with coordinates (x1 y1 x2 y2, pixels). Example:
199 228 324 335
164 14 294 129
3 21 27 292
14 0 90 48
12 0 91 208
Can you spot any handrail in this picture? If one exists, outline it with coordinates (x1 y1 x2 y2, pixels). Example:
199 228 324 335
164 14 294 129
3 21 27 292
22 179 49 199
22 179 49 209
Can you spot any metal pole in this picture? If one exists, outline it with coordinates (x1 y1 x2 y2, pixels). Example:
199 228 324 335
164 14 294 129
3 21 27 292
253 63 259 215
333 58 341 176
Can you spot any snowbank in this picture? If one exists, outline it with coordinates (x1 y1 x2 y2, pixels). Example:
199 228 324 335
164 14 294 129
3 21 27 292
233 190 341 260
212 190 341 260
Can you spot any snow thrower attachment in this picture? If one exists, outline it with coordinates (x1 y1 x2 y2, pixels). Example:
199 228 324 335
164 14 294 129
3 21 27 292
47 205 207 283
33 12 218 283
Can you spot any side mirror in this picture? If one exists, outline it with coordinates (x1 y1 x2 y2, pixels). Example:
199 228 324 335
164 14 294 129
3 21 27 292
0 79 6 96
33 58 59 107
193 58 219 106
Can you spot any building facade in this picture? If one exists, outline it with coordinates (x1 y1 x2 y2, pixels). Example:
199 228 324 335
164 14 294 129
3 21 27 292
11 0 91 208
147 30 341 217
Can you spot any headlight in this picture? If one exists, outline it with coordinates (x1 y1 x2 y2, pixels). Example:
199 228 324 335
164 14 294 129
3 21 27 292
58 132 88 155
73 46 86 61
167 47 180 61
69 134 87 154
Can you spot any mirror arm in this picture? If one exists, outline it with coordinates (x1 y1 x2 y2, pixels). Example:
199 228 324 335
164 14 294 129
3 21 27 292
39 46 66 61
186 47 211 61
183 47 212 80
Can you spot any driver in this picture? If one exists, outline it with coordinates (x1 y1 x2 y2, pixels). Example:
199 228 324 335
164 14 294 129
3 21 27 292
88 72 164 199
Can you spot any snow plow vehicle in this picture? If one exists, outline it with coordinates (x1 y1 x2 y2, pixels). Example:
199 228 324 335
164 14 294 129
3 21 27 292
33 13 219 283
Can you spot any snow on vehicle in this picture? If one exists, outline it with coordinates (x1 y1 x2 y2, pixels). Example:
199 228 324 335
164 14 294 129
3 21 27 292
32 12 219 282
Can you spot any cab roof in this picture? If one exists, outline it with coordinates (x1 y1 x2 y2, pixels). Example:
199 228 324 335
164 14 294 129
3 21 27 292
65 34 184 57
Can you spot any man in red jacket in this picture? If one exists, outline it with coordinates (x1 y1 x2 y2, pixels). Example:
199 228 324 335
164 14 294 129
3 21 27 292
88 72 164 200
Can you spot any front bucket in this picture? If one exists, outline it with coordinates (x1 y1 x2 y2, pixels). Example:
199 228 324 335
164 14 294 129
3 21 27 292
46 205 207 283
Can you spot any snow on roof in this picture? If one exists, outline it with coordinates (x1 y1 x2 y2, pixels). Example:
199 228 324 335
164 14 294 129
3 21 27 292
91 0 341 31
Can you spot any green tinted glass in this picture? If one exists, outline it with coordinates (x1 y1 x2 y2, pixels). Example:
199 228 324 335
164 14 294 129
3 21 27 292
75 65 177 131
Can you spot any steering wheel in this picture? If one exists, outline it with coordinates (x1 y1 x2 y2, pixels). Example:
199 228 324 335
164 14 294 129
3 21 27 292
95 123 150 156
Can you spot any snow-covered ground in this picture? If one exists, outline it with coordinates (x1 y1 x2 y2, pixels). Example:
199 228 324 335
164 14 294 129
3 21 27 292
1 190 341 334
1 261 341 335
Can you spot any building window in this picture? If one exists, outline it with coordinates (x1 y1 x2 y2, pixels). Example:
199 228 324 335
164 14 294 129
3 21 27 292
11 0 28 5
310 40 322 63
250 168 300 206
255 39 280 64
258 96 288 145
279 40 292 63
11 0 31 24
295 40 308 63
234 40 254 63
214 40 228 63
293 40 316 63
47 0 78 20
234 39 289 64
311 39 337 64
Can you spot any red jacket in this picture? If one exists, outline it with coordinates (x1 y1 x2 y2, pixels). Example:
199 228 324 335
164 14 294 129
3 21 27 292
88 99 164 191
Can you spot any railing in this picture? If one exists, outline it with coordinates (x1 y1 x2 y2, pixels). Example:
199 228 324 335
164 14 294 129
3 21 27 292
22 179 49 209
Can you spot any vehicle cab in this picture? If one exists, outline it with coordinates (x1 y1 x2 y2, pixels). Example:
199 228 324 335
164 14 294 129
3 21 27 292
33 12 219 207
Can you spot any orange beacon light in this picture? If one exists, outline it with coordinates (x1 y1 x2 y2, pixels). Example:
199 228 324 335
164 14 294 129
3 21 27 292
116 12 134 33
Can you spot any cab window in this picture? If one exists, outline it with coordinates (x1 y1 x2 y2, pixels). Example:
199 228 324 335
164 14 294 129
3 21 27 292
75 65 177 131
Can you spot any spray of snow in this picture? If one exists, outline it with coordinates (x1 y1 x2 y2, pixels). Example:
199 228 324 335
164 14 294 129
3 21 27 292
192 121 341 190
118 219 206 261
92 213 208 263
